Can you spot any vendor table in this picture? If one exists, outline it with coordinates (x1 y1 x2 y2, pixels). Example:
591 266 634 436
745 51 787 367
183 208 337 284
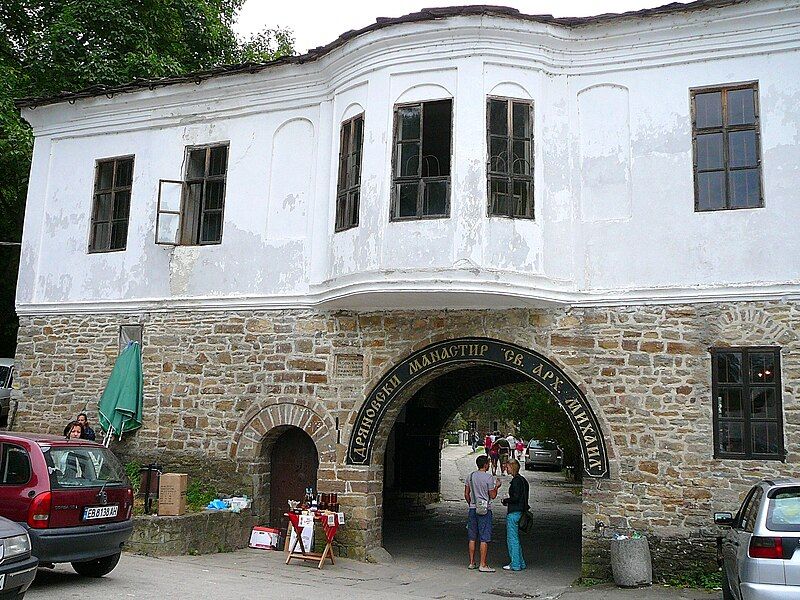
284 511 340 569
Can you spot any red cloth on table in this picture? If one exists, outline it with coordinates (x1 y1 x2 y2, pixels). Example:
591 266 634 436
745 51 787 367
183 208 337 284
285 512 340 545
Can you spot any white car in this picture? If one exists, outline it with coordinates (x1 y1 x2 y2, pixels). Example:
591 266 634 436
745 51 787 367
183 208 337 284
0 359 13 428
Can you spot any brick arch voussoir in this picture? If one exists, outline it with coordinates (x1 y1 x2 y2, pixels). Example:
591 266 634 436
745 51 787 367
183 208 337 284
232 401 337 464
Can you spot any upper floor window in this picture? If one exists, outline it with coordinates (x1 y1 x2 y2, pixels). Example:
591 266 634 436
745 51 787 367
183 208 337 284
156 144 228 245
691 82 762 211
391 99 452 220
487 98 533 219
89 156 134 252
335 114 364 232
712 347 783 460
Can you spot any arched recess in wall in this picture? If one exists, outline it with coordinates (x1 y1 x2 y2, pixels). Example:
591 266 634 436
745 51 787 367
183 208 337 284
267 117 315 240
394 82 453 105
340 102 365 122
346 337 611 478
577 83 632 223
488 81 532 100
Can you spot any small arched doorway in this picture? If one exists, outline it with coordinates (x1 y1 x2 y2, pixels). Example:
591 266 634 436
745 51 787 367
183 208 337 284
269 427 319 529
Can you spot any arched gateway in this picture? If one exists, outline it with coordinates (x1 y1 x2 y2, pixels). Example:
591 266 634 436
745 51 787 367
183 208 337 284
347 337 609 478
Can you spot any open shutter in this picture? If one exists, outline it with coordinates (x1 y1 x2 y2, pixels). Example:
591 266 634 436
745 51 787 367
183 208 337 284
156 180 183 245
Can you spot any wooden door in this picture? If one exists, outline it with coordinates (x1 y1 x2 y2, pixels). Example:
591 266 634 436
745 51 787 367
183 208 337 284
270 427 319 529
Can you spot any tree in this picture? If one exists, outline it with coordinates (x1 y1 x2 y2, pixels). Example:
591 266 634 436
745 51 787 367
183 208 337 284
0 0 294 355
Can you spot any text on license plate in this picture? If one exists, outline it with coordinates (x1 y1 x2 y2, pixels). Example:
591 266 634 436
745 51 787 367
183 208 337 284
83 505 118 520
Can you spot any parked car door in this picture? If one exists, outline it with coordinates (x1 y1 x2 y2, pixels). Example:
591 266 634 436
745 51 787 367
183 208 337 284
723 486 757 598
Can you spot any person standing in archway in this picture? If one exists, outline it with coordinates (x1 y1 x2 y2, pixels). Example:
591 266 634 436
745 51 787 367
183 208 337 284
465 454 502 572
501 458 529 571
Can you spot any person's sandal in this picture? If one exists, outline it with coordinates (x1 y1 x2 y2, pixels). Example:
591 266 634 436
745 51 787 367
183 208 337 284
467 563 477 570
479 566 496 573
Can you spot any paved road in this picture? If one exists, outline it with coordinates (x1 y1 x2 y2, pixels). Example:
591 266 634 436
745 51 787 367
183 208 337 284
25 445 717 600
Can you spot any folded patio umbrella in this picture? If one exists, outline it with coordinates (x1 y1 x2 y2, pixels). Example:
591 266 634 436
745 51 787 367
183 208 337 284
98 341 143 445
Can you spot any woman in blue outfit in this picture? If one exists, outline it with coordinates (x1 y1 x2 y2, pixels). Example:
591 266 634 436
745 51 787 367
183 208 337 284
501 458 529 571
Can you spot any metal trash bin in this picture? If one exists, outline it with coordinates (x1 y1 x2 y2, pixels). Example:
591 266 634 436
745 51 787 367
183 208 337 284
610 536 652 587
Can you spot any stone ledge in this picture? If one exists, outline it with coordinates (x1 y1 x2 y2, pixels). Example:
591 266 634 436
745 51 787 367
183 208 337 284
126 510 257 556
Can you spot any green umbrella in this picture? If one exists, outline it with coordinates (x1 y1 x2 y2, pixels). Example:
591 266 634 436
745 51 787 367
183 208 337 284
98 342 143 444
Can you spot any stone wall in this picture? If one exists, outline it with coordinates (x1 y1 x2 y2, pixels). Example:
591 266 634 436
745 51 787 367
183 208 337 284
127 510 257 556
11 302 800 576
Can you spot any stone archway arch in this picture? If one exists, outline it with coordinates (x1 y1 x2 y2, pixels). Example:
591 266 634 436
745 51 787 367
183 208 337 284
233 401 337 464
347 337 610 478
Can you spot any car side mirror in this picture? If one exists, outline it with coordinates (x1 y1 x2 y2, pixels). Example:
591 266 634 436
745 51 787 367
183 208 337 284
714 511 734 526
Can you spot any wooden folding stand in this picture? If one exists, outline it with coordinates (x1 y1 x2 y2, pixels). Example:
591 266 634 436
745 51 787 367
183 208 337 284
284 512 338 569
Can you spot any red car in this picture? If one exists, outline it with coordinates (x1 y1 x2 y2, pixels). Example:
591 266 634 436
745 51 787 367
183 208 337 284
0 432 133 578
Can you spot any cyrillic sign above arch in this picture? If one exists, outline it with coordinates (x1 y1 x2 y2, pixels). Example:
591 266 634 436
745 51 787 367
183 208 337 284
347 337 609 478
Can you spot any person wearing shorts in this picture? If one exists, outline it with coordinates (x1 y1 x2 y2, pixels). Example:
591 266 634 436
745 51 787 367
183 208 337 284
465 454 501 572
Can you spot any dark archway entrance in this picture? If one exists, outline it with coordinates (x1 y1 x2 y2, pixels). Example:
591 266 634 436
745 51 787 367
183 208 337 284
269 427 319 529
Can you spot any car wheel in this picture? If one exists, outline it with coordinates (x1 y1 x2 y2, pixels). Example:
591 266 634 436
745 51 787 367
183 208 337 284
721 567 734 600
71 552 121 577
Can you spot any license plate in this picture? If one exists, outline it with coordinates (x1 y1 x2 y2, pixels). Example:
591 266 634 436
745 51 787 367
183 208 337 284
83 505 118 520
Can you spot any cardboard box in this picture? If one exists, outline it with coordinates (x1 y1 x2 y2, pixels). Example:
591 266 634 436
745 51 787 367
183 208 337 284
158 473 187 516
249 526 281 550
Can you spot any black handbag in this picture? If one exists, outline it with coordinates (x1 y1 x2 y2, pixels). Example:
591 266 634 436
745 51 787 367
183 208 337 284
518 510 534 533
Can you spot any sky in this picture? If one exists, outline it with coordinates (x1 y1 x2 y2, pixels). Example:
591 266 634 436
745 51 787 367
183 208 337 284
235 1 695 54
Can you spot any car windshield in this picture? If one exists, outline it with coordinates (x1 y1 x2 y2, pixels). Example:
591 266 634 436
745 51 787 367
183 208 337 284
0 366 9 387
43 445 129 489
529 440 557 450
766 487 800 532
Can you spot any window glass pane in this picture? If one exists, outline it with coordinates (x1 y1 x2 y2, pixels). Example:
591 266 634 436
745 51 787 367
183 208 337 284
488 99 507 136
200 211 222 243
337 123 350 192
422 180 447 216
751 388 777 419
348 190 359 227
335 193 347 230
697 171 726 210
767 490 800 532
351 152 361 186
353 116 364 148
716 352 742 384
695 92 722 128
93 222 111 250
718 388 743 418
397 183 419 217
718 421 744 454
512 102 530 138
696 133 724 170
421 100 452 177
512 140 530 175
729 169 761 209
97 161 114 190
1 446 31 485
398 106 420 140
156 212 180 244
398 142 420 177
96 193 113 221
113 190 131 220
489 137 508 173
204 181 225 210
727 88 756 126
729 130 758 168
490 177 510 216
752 422 780 455
110 220 128 250
187 149 206 179
208 146 228 176
116 159 133 187
749 352 776 384
512 179 532 218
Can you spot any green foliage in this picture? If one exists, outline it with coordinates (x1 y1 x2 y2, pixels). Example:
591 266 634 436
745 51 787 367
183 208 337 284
0 1 294 354
186 479 218 512
662 564 722 590
125 460 142 494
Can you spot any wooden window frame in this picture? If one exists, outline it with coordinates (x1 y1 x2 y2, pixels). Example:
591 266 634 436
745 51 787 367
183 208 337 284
691 81 763 211
180 143 229 246
335 114 364 232
711 346 784 461
88 155 134 253
390 99 453 221
486 97 534 219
